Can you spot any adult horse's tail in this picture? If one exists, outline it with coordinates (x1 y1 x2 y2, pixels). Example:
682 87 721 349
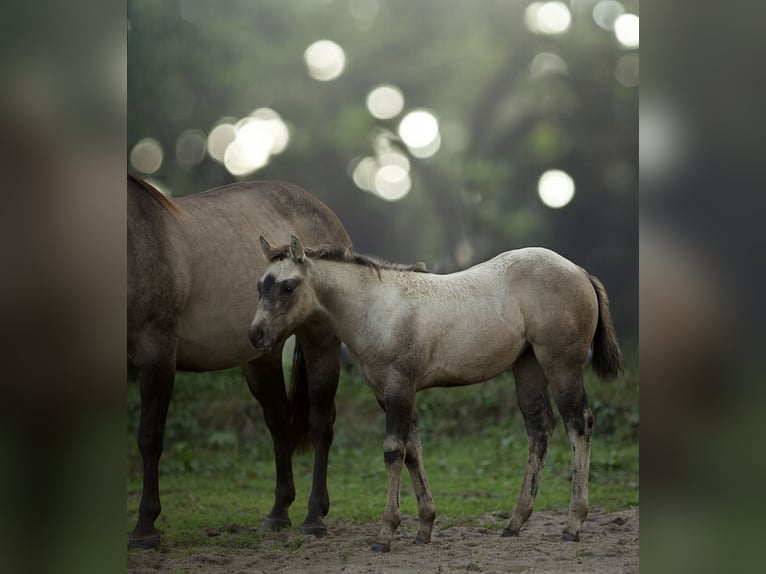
289 341 313 453
588 275 623 380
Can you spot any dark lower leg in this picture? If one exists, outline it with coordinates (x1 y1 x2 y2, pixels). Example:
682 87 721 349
297 334 341 536
548 372 593 541
405 418 436 544
561 399 594 541
504 349 555 537
129 356 175 549
244 359 295 530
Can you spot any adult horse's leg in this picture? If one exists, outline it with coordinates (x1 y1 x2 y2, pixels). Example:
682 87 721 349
129 340 176 549
295 329 342 536
372 381 415 553
404 411 436 545
243 352 296 531
537 348 595 542
503 347 556 537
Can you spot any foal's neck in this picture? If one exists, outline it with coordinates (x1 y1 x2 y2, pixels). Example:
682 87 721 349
312 260 398 348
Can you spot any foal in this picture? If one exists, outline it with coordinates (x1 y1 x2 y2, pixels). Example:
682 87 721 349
249 236 622 552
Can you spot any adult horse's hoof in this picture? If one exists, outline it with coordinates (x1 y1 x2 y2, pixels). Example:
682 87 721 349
413 537 430 545
562 529 580 542
371 542 391 553
261 516 292 532
128 532 161 550
501 528 519 538
300 522 328 537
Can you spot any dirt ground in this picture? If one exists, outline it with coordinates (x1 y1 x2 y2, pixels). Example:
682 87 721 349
128 508 638 573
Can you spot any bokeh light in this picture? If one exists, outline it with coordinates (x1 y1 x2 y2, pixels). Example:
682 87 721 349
524 2 572 36
304 40 346 81
614 14 639 48
537 169 575 208
530 52 568 78
351 156 377 191
350 149 413 201
207 121 236 163
130 137 163 174
249 108 290 154
176 129 206 170
226 119 274 175
374 164 411 201
592 0 625 31
366 84 405 120
398 109 440 157
378 150 410 172
205 110 290 177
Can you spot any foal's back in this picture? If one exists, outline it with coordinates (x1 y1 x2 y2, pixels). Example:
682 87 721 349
398 248 598 389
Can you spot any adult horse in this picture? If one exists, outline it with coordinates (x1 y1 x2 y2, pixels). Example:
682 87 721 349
127 176 351 549
249 236 623 552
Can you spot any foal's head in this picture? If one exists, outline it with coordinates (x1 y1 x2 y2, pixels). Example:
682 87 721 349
248 235 317 353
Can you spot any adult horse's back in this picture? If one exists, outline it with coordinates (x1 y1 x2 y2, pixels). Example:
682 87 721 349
127 175 351 548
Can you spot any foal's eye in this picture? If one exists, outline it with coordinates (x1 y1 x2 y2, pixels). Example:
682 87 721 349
281 280 298 295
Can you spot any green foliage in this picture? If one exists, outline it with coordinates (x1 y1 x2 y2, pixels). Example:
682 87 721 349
127 355 638 547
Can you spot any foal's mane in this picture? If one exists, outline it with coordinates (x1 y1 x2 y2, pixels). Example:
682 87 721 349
266 244 427 278
128 173 180 214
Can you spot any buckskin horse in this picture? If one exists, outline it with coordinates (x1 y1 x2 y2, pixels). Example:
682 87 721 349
249 236 622 552
128 176 351 548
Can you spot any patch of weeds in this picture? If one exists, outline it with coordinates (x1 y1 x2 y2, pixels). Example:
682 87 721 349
340 549 353 564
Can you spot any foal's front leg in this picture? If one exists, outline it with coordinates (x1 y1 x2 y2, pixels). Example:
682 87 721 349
371 387 415 553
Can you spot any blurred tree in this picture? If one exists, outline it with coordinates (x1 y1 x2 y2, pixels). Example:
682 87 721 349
128 0 637 339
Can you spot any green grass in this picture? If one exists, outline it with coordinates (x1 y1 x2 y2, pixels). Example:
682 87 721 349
127 354 638 549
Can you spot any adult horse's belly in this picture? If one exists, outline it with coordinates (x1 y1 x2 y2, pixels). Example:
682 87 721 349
175 300 261 371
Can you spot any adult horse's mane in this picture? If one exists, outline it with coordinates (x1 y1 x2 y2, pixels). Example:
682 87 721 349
266 243 428 276
128 173 180 214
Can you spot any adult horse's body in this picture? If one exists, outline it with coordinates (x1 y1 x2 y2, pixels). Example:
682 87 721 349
127 176 351 548
249 237 623 552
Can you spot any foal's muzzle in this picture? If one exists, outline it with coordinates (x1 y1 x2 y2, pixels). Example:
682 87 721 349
248 324 273 352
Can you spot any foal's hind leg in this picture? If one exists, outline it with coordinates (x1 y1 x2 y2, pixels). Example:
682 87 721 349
537 349 595 541
503 348 555 538
243 353 296 531
404 412 436 545
129 340 176 549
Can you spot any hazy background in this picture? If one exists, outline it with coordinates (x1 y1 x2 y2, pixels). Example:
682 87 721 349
127 0 638 343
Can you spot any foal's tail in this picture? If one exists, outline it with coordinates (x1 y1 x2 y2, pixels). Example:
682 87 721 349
588 274 623 381
289 342 313 453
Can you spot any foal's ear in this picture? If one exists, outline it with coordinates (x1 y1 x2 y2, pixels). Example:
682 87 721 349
259 236 273 258
290 235 306 263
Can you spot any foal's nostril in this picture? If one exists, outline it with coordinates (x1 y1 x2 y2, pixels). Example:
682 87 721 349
249 326 265 348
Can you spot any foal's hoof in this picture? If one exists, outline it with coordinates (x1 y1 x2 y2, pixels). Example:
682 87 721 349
128 532 160 550
300 522 328 537
501 528 519 538
261 516 292 532
371 542 391 553
562 529 580 542
413 537 430 545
